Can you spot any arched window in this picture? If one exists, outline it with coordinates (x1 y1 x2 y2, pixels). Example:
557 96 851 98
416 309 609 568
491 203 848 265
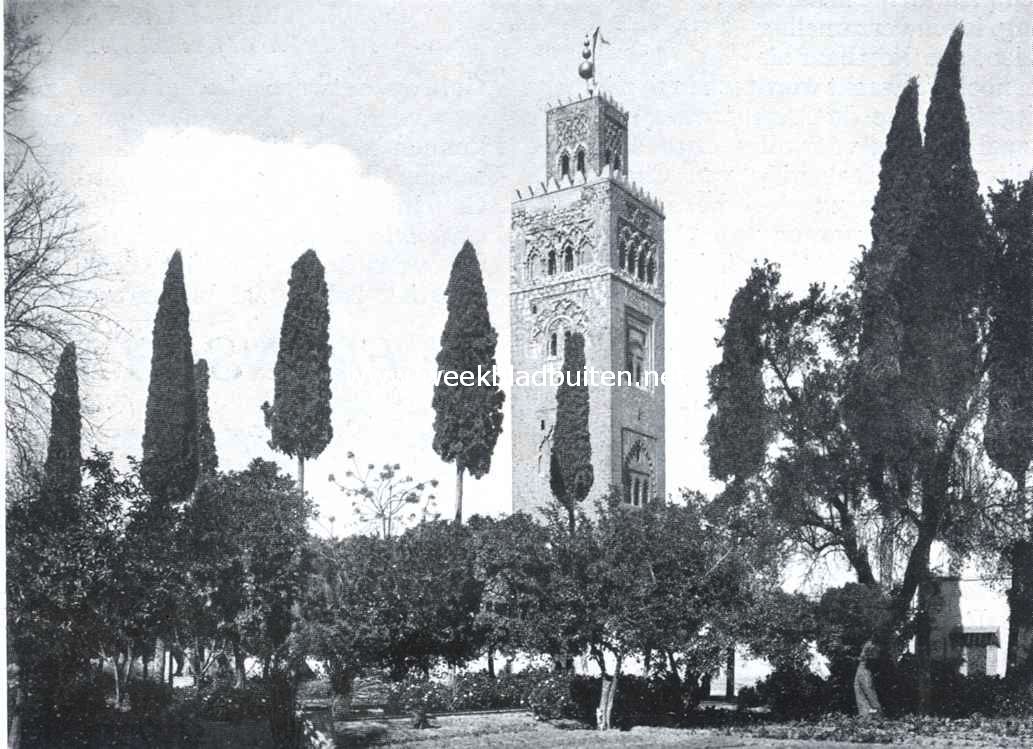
549 333 558 357
626 325 646 386
563 244 574 272
526 252 538 282
560 153 570 178
623 439 654 508
547 250 556 276
604 148 612 167
646 256 656 285
614 154 622 173
576 241 586 267
626 243 637 277
637 251 646 282
576 149 585 175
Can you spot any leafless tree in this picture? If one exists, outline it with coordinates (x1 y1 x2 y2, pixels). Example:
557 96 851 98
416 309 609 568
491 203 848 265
328 452 438 537
5 5 109 471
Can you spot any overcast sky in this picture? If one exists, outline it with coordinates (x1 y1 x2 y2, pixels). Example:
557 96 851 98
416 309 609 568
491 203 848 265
17 0 1032 535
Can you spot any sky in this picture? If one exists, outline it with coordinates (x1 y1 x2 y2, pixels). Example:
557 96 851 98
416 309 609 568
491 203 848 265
15 0 1032 539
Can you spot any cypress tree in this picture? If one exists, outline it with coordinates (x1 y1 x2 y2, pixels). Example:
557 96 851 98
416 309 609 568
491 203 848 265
705 265 772 483
432 240 505 524
846 78 925 586
261 249 332 494
41 342 81 512
550 331 592 535
896 25 990 712
899 25 987 418
141 251 198 505
984 177 1033 675
195 358 219 480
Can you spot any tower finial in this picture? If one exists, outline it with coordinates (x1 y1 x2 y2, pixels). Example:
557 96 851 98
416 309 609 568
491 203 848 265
578 27 609 95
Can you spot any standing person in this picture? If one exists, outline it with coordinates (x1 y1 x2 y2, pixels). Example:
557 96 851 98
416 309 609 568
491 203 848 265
854 640 883 718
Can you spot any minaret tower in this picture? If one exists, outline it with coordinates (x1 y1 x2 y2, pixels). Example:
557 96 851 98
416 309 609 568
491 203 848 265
510 38 666 517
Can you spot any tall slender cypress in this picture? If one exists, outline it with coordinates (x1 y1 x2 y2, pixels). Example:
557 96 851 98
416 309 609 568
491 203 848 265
432 240 505 524
984 177 1033 676
42 342 81 512
195 358 218 480
896 25 990 712
705 266 772 484
261 249 332 495
141 251 198 505
846 78 925 586
899 25 987 419
550 331 592 535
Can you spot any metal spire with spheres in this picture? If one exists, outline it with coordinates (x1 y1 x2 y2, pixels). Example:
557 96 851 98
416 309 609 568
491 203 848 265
579 26 609 95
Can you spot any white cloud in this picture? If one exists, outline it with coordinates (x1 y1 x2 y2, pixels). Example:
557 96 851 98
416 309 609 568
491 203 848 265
91 127 451 526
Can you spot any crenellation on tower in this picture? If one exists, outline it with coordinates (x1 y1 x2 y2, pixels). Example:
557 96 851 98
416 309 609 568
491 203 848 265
511 87 665 519
512 162 664 218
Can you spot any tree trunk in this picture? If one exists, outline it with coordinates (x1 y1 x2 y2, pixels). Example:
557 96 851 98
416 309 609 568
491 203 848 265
487 649 495 678
878 522 895 590
1007 538 1033 679
725 645 736 700
915 576 933 713
8 662 25 749
269 667 297 749
597 657 622 730
113 643 133 710
113 655 123 710
454 464 464 524
192 638 204 685
298 455 305 496
233 642 246 688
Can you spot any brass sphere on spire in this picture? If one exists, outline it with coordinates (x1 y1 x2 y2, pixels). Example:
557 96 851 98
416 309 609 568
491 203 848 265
579 60 594 80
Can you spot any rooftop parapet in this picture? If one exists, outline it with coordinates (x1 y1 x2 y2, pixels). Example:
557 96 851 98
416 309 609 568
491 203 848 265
513 162 664 217
545 90 629 120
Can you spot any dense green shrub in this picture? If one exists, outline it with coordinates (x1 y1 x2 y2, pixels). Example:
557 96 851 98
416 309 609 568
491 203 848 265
33 673 110 723
613 675 690 724
752 666 833 719
197 683 271 721
128 680 174 717
994 677 1033 716
737 684 760 710
382 669 556 714
382 678 454 714
526 672 598 723
739 713 1033 744
20 671 110 746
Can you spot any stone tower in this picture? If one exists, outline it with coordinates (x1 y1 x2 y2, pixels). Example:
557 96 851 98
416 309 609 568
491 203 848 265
510 91 665 518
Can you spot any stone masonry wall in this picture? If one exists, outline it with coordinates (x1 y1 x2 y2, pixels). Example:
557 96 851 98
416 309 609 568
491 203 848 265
510 173 665 518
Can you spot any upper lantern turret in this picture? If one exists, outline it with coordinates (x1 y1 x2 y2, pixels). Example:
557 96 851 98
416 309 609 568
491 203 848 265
545 93 629 183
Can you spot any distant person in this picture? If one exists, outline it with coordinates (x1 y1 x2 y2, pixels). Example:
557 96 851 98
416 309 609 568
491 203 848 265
854 640 883 718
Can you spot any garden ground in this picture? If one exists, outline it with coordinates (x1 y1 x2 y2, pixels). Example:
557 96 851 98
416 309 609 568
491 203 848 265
323 712 1031 748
